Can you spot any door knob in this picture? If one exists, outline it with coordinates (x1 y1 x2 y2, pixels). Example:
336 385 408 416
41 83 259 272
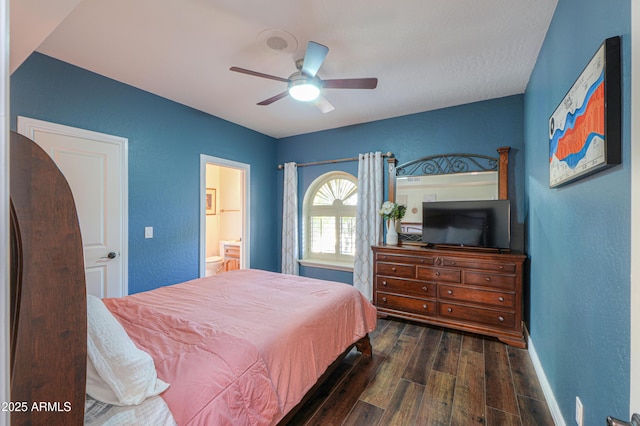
101 252 117 260
607 414 640 426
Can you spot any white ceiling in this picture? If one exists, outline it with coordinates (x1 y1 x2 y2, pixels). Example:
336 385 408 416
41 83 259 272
11 0 557 139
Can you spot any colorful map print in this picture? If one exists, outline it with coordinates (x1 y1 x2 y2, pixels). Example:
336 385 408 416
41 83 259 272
550 76 604 167
549 43 607 187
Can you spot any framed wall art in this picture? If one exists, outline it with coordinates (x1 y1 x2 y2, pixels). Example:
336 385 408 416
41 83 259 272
206 188 216 215
548 36 621 188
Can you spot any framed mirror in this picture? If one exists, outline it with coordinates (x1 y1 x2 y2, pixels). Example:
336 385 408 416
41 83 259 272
387 147 510 237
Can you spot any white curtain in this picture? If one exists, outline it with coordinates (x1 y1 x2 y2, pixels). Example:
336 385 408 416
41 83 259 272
353 152 383 300
281 162 299 275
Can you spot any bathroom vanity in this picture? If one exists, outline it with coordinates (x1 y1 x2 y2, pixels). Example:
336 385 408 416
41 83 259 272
223 242 240 271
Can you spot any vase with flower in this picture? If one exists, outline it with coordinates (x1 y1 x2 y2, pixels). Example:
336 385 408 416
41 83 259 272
379 201 406 246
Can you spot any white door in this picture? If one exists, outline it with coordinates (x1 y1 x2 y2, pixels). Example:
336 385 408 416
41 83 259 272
18 117 128 298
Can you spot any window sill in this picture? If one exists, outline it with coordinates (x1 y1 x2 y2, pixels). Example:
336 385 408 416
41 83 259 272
298 259 354 272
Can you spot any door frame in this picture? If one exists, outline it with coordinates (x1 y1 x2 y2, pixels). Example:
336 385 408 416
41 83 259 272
17 116 129 297
631 1 639 416
199 154 250 277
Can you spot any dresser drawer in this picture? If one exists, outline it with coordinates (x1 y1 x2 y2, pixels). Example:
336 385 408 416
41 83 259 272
376 262 415 278
376 253 435 265
443 258 516 274
416 266 461 283
377 292 436 316
463 271 516 289
439 302 515 329
376 276 436 297
438 284 515 310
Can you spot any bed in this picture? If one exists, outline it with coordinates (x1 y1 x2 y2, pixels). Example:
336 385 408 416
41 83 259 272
9 131 377 425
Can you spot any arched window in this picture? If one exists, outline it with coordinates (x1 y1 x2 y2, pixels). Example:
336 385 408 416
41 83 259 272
302 172 357 268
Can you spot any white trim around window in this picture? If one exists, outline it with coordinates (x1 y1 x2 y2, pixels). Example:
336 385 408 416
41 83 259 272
297 259 354 272
302 171 358 271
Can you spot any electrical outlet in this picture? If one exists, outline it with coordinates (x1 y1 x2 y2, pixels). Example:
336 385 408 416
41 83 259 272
145 226 153 239
576 396 584 426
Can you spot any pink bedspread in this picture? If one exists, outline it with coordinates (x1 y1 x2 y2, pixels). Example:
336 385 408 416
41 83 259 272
104 269 377 426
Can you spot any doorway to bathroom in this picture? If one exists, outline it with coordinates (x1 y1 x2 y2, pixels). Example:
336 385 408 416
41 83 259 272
199 154 250 277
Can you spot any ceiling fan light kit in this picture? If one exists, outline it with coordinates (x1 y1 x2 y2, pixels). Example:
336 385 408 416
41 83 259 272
230 40 378 112
288 73 320 101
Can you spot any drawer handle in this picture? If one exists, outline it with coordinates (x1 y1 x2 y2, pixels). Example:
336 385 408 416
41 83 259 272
422 286 428 292
485 276 492 282
447 307 452 313
435 271 441 277
422 304 427 309
498 316 505 322
498 296 504 302
447 290 453 295
382 297 387 303
392 267 397 272
382 281 388 286
450 261 456 265
499 265 504 269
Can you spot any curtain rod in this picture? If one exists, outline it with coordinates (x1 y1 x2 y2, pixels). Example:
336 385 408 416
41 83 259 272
277 152 394 170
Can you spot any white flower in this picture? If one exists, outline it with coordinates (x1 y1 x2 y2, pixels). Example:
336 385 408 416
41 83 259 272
379 201 395 216
379 200 407 220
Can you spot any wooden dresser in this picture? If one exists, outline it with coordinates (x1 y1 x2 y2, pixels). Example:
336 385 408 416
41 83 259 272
372 244 527 348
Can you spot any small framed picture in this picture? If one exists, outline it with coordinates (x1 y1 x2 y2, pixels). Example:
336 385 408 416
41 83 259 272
206 188 216 215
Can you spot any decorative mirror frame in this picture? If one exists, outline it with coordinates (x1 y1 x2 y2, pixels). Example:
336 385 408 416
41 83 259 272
387 146 510 202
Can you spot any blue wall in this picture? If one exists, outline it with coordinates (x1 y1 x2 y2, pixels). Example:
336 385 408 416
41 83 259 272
13 12 633 421
10 53 279 294
524 0 631 423
277 95 525 283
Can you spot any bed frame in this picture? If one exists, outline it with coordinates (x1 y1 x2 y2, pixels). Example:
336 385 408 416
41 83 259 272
10 131 87 425
9 131 371 425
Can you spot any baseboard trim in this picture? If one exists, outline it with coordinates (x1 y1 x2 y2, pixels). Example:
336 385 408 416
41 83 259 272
528 336 566 426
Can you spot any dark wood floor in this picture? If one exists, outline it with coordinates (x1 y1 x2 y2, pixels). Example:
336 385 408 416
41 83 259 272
286 318 555 426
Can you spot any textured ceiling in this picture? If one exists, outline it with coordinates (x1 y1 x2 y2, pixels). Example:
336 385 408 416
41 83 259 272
11 0 557 138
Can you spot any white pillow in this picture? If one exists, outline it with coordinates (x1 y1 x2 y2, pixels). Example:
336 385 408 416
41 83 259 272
86 295 169 406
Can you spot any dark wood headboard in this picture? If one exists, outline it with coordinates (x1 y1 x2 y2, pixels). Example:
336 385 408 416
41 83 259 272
10 131 86 425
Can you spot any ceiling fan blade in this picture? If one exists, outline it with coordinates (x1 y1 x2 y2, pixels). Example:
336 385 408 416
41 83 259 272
301 41 329 78
314 95 335 114
230 66 289 83
257 91 289 106
322 78 378 89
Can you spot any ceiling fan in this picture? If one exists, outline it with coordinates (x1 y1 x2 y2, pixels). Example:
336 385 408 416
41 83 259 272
230 41 378 113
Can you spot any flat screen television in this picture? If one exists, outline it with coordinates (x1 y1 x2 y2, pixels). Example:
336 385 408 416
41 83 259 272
421 200 511 250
